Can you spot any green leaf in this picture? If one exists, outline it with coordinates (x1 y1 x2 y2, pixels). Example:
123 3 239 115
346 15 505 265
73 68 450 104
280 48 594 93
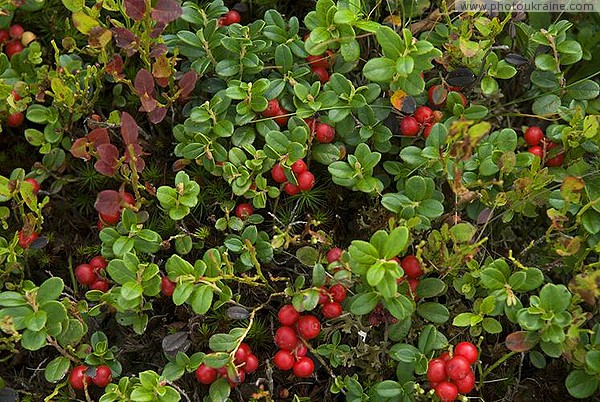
61 0 84 11
44 356 70 382
37 277 64 304
416 303 449 324
375 380 403 398
375 26 403 59
416 278 446 298
539 284 571 313
349 292 379 315
190 286 213 315
482 317 503 333
366 263 385 286
586 351 600 373
209 333 237 352
390 343 420 363
565 370 599 399
348 240 378 264
565 80 599 100
363 58 396 83
382 227 409 259
480 268 507 290
121 281 143 301
25 310 47 332
21 328 47 350
532 94 561 116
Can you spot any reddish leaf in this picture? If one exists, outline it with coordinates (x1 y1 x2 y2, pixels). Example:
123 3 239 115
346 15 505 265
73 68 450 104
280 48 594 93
106 54 124 76
124 143 147 172
150 43 168 58
134 69 157 112
88 26 113 49
151 0 182 24
150 23 166 38
111 27 139 56
88 128 110 147
155 77 169 88
120 112 139 145
152 55 171 80
94 190 121 216
149 106 167 123
95 144 120 176
124 0 146 21
70 138 91 161
505 331 538 352
179 71 197 99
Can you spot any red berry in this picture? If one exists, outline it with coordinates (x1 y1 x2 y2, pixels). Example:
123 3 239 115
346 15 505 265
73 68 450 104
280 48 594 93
440 352 451 361
274 349 295 370
427 358 447 383
235 343 252 364
428 85 447 107
0 30 9 44
195 364 218 384
459 93 468 107
262 99 281 118
296 315 320 339
400 116 420 136
455 370 475 394
524 126 544 146
304 117 317 134
161 277 176 296
92 365 112 387
545 152 564 167
284 182 300 196
454 342 478 364
446 355 471 381
271 163 287 183
18 230 38 249
216 366 228 376
5 40 24 57
315 123 335 143
121 192 135 206
24 178 40 194
312 67 330 84
97 220 104 230
7 112 24 127
322 301 342 319
89 279 109 292
274 109 289 127
69 365 91 390
275 326 298 350
11 90 21 101
414 106 434 125
220 10 241 26
89 256 107 272
244 353 259 373
423 124 433 138
297 171 315 191
528 146 543 158
401 255 423 279
9 25 24 39
326 247 343 263
235 203 254 219
306 55 329 70
295 343 308 357
291 159 307 174
408 278 419 295
435 381 459 402
293 357 315 378
99 211 120 225
227 368 245 387
318 286 329 304
329 284 346 303
75 264 97 286
278 305 300 326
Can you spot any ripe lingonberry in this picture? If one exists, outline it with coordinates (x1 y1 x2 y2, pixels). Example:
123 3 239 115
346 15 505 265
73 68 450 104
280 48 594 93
274 326 298 350
296 315 320 339
278 305 300 326
273 349 295 370
400 116 420 136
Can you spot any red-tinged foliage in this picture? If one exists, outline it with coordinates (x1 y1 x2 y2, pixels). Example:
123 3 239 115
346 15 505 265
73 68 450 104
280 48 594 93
124 0 146 21
149 107 167 124
94 144 120 176
179 71 198 101
120 112 139 145
94 190 122 217
135 69 158 112
151 0 183 24
111 28 139 56
106 54 124 78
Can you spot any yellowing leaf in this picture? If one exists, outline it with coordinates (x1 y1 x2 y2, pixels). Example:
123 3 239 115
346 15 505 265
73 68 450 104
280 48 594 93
72 12 100 35
390 89 407 111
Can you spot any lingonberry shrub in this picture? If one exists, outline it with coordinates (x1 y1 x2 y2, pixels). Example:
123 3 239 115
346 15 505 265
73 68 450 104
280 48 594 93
0 1 598 401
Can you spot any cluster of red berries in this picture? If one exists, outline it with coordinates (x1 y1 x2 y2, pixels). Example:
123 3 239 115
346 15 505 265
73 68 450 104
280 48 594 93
218 10 241 26
306 49 334 84
273 306 320 377
262 98 289 127
399 106 443 138
271 159 315 195
75 256 110 292
69 364 112 390
427 342 478 402
0 24 36 59
195 343 259 387
524 126 564 167
97 192 134 229
17 178 41 248
305 118 336 144
392 255 423 298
